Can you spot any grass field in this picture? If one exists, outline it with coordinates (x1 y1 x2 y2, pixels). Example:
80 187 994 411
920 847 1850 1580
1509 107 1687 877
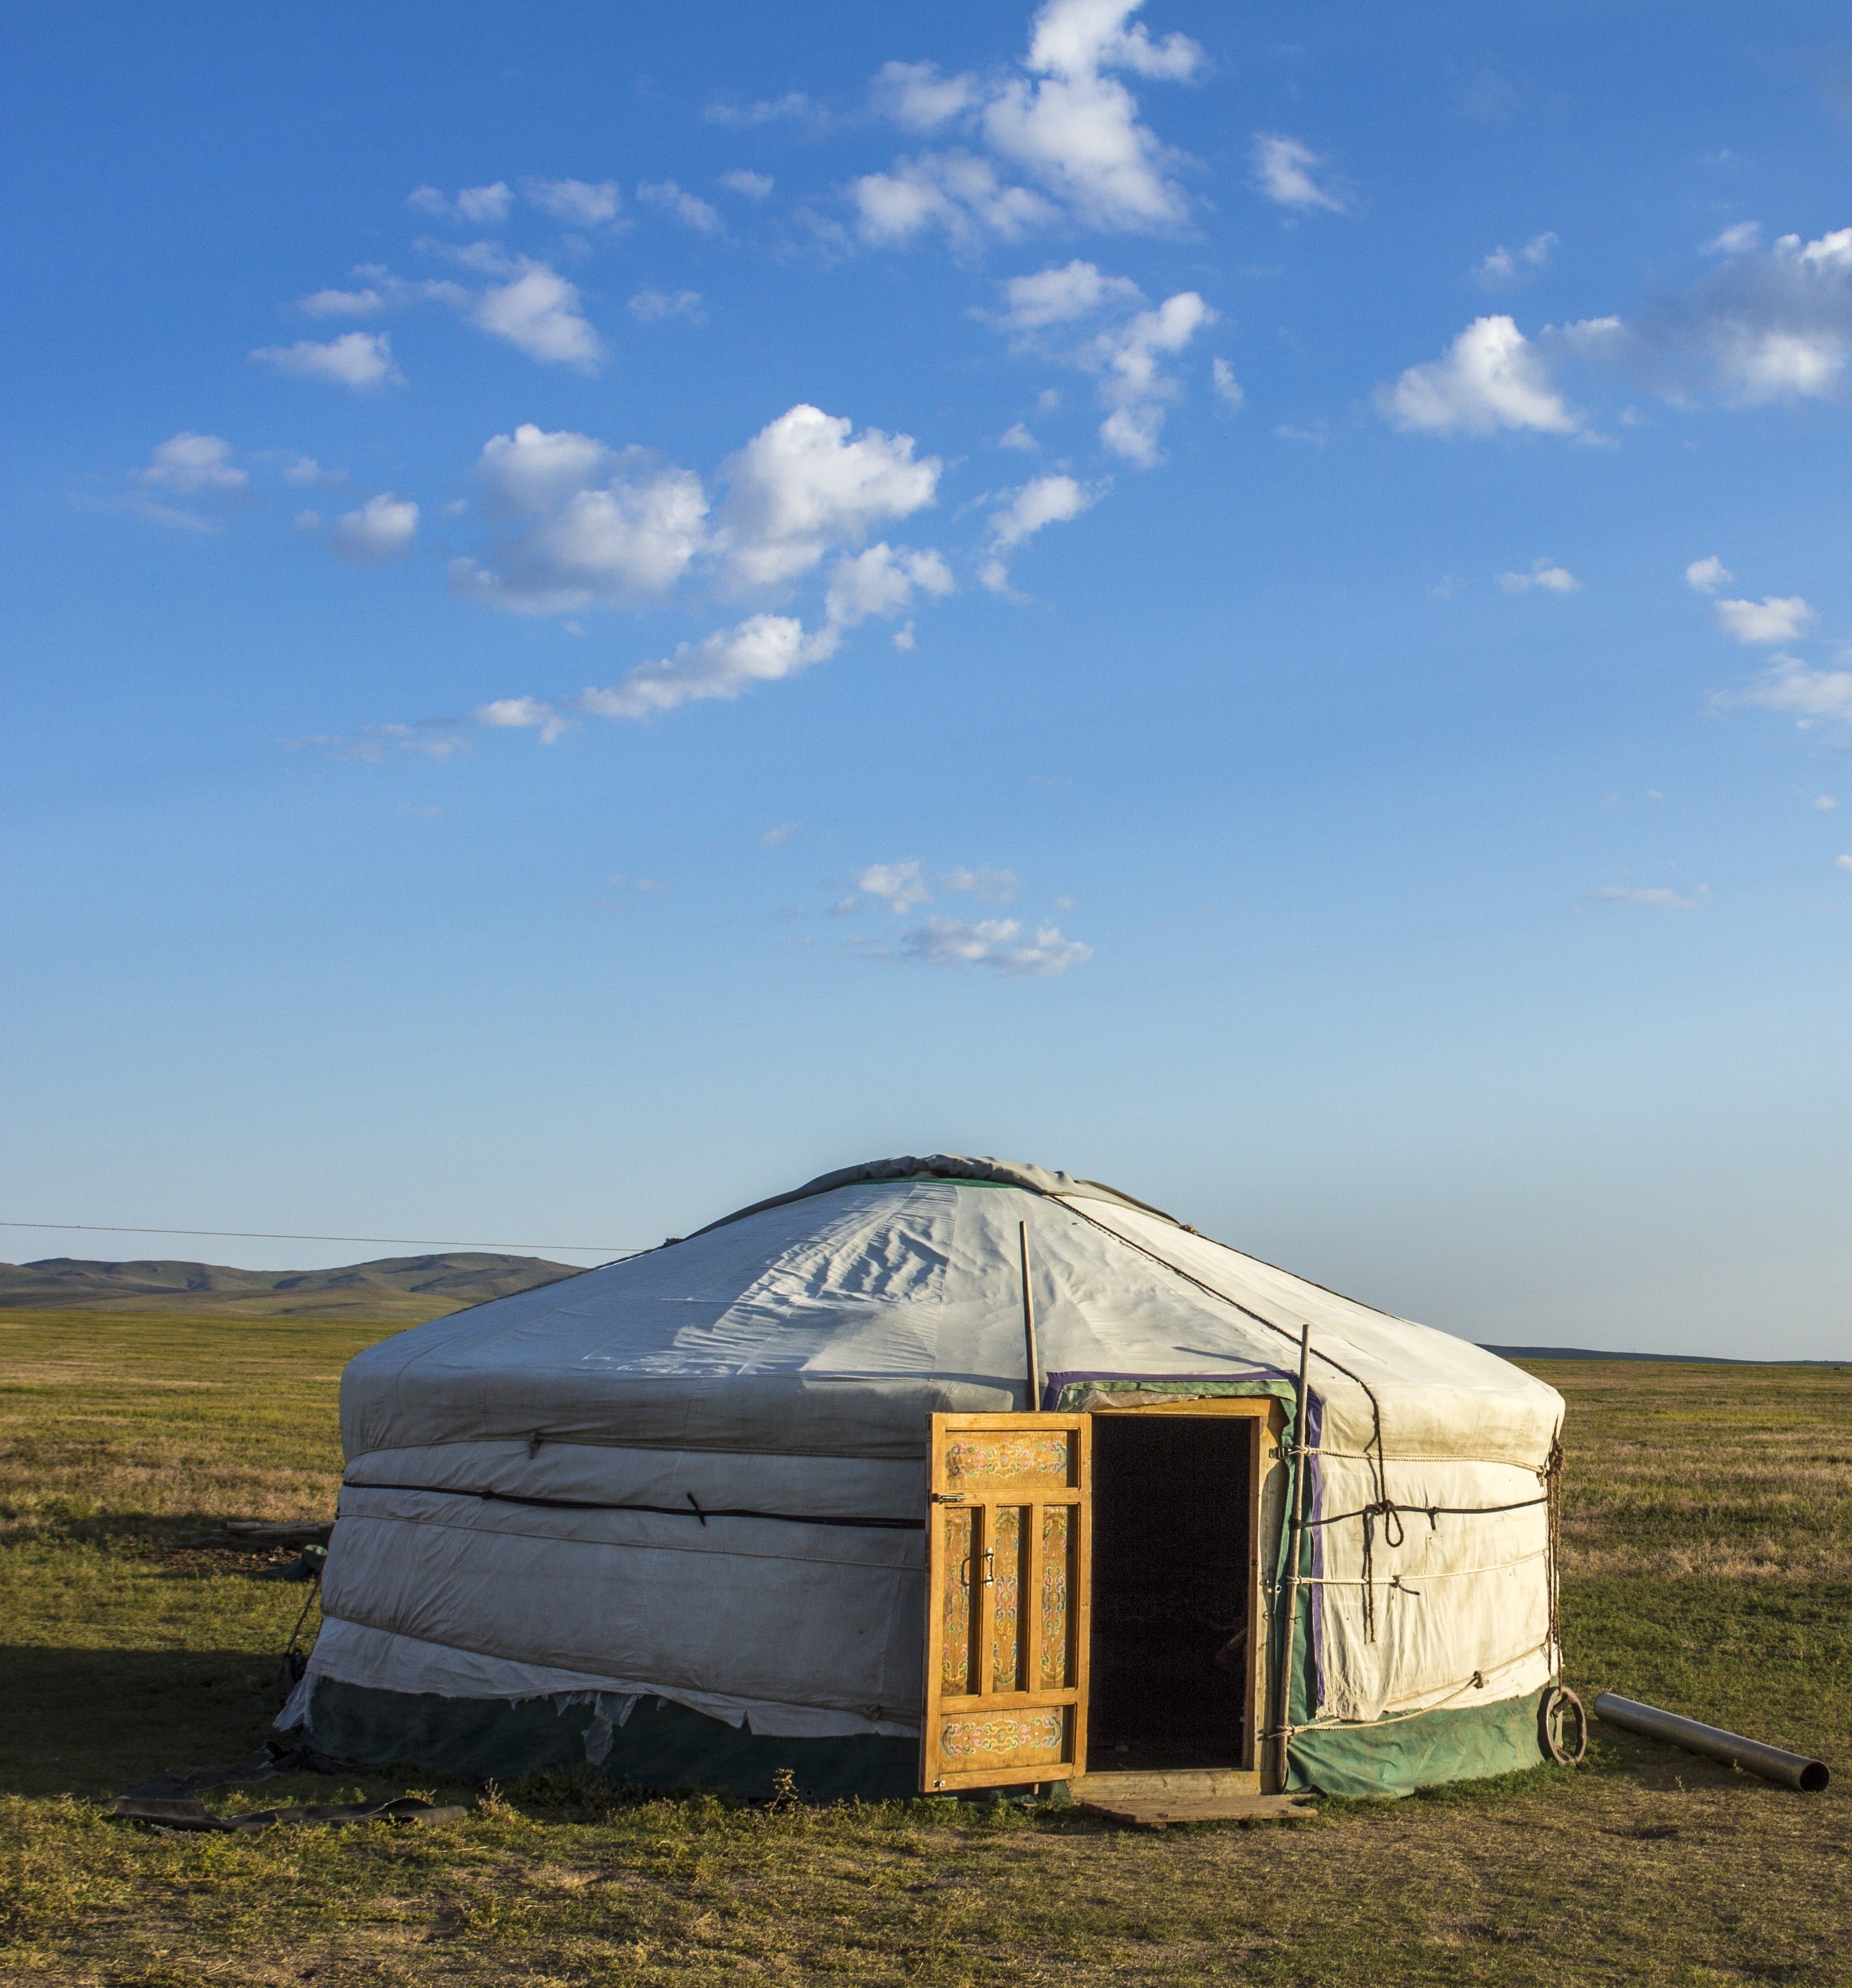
2 1311 1847 1986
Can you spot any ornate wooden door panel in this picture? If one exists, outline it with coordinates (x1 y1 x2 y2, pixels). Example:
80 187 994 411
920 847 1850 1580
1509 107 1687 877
921 1412 1091 1792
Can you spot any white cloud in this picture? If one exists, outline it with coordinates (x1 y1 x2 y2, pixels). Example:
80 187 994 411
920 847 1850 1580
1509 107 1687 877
1838 854 1852 871
1814 795 1838 810
857 0 1201 248
1713 595 1815 645
572 614 839 721
1727 654 1852 717
1093 289 1214 462
1375 316 1584 437
409 182 513 224
1250 133 1344 214
250 329 400 389
989 473 1100 549
897 916 1092 975
859 859 932 913
1476 231 1557 285
851 150 1059 250
993 258 1144 335
1588 885 1708 908
637 180 725 235
301 284 385 317
295 270 469 318
137 432 246 495
716 404 940 591
984 261 1212 462
453 423 708 613
704 93 817 127
628 288 705 323
474 262 602 368
1212 357 1243 408
474 694 573 744
1703 222 1761 256
526 178 622 225
1631 225 1852 404
980 1 1202 231
823 543 954 627
759 821 797 845
999 420 1040 450
872 60 986 130
1498 558 1580 594
330 493 419 565
719 169 774 200
1685 554 1733 594
283 456 345 487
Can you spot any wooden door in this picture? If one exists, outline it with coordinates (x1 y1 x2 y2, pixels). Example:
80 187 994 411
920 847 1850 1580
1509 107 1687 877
921 1412 1091 1792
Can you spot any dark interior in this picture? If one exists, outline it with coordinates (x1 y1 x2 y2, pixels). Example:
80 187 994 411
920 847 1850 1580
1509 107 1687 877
1088 1414 1252 1770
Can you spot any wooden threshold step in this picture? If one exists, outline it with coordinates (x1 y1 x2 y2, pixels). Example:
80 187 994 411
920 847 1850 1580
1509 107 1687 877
1068 1772 1315 1829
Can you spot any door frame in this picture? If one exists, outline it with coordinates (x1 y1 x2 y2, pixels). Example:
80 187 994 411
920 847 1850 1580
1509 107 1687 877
1086 1396 1280 1779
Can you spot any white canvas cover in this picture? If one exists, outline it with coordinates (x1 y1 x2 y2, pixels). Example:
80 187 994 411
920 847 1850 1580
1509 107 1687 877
298 1157 1563 1751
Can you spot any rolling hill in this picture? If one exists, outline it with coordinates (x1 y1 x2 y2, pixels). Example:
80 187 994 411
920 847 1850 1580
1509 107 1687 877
0 1251 585 1321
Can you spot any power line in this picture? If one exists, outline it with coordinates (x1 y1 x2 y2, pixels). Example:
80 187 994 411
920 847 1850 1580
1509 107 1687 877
1 1220 645 1255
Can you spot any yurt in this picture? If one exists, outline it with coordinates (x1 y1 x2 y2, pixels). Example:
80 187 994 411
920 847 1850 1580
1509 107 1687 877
284 1156 1566 1800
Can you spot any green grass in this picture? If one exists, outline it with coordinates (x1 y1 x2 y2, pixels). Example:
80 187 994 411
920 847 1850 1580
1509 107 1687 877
3 1313 1849 1985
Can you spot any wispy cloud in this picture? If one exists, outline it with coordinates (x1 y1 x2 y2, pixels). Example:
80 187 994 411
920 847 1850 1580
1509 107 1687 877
1497 558 1580 594
894 916 1092 975
525 177 623 226
1475 232 1557 286
409 182 513 224
637 180 725 236
1722 654 1852 719
1588 884 1709 907
1250 133 1345 214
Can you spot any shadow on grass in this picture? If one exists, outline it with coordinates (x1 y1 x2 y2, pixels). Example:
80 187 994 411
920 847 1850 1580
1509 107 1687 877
0 1646 296 1799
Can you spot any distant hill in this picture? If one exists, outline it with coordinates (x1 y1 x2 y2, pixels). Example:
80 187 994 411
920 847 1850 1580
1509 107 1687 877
1482 1345 1849 1367
0 1251 585 1321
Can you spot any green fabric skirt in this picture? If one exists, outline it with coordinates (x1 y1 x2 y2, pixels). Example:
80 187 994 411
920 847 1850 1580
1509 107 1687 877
299 1678 920 1799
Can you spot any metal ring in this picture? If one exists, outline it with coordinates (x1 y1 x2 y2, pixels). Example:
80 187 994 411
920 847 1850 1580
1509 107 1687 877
1540 1684 1588 1766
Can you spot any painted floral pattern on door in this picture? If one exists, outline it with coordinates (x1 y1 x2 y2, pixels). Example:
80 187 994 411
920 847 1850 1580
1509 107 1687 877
990 1505 1024 1692
940 1504 974 1694
1040 1504 1071 1690
939 1708 1066 1759
943 1433 1071 1488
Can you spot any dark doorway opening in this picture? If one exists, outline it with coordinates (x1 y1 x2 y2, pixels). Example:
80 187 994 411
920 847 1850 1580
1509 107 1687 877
1088 1414 1253 1770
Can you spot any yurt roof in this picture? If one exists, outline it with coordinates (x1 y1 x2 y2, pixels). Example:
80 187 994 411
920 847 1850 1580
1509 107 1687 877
341 1156 1561 1468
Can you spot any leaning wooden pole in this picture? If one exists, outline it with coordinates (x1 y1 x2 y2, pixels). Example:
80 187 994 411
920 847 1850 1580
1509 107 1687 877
1018 1220 1041 1412
1273 1322 1313 1790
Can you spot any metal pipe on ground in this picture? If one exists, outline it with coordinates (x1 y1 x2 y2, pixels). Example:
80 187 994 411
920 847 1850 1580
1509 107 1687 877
1594 1693 1829 1792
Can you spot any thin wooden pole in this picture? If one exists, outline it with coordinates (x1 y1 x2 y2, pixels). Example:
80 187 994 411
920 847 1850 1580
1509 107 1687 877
1018 1220 1041 1412
1273 1321 1313 1791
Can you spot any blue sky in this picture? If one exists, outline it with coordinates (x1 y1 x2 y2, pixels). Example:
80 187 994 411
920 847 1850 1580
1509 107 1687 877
5 1 1851 1356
